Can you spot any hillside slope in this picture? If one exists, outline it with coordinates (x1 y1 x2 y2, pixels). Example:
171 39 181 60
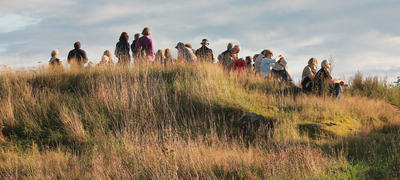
0 63 399 179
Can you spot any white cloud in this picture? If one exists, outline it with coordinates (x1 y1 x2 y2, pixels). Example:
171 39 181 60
0 13 41 33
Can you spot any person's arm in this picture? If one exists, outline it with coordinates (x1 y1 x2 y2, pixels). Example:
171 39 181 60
67 51 72 64
149 39 155 58
83 51 88 64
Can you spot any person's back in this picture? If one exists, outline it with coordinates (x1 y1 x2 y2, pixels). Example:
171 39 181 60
254 54 263 73
67 41 88 68
195 39 214 63
134 27 155 61
115 32 131 65
49 49 63 69
314 66 332 95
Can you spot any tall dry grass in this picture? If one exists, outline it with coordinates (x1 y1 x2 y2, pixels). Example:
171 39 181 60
0 62 399 179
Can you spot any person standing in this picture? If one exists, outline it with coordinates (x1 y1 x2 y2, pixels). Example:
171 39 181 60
195 39 214 63
131 33 141 62
115 32 131 66
134 27 155 62
67 41 88 68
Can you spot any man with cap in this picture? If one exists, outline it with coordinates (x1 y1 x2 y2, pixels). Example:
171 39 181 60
176 42 197 63
195 39 214 63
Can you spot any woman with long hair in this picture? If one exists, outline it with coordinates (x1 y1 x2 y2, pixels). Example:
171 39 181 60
115 32 131 66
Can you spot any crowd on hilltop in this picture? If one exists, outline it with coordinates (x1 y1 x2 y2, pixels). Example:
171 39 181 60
48 27 348 99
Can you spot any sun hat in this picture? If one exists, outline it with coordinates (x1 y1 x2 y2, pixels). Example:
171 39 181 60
201 39 209 45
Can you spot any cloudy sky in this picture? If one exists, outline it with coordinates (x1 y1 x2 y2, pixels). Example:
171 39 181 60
0 0 399 82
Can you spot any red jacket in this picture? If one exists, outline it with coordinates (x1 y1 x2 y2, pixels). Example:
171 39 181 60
233 59 246 72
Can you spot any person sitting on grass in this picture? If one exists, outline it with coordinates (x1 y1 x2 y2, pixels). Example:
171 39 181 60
164 48 175 66
176 42 197 63
301 57 318 93
220 45 240 71
154 49 165 64
271 56 293 82
98 50 114 67
49 49 63 69
314 59 348 99
245 56 253 72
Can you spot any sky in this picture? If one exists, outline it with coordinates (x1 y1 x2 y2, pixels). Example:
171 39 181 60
0 0 399 82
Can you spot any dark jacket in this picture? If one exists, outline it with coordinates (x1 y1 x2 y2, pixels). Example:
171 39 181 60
67 48 88 66
195 46 214 63
115 41 131 64
313 67 333 95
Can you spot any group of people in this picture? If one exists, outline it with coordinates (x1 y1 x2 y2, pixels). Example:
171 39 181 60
48 27 347 99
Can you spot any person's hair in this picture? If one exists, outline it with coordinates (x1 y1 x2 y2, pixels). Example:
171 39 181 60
231 45 240 53
227 43 234 50
119 32 129 41
142 27 151 36
308 57 318 66
321 59 330 69
165 48 172 58
74 41 81 49
104 50 112 58
263 49 273 56
245 56 252 61
134 33 140 40
51 49 59 58
185 43 192 49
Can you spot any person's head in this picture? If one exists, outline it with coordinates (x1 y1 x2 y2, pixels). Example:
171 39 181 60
201 39 209 47
175 42 185 50
51 49 59 58
232 45 240 54
227 43 234 51
104 50 112 57
142 27 151 36
156 49 164 55
321 59 331 70
134 33 140 40
185 43 192 49
245 56 252 63
119 32 129 41
165 48 172 57
308 57 318 69
263 49 273 58
74 41 81 49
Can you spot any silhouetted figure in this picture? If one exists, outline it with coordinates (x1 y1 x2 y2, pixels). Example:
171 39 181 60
115 32 131 66
49 49 63 69
67 41 88 68
131 33 141 62
195 39 214 63
134 27 155 61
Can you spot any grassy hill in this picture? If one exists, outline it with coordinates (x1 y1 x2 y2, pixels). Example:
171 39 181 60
0 63 399 179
